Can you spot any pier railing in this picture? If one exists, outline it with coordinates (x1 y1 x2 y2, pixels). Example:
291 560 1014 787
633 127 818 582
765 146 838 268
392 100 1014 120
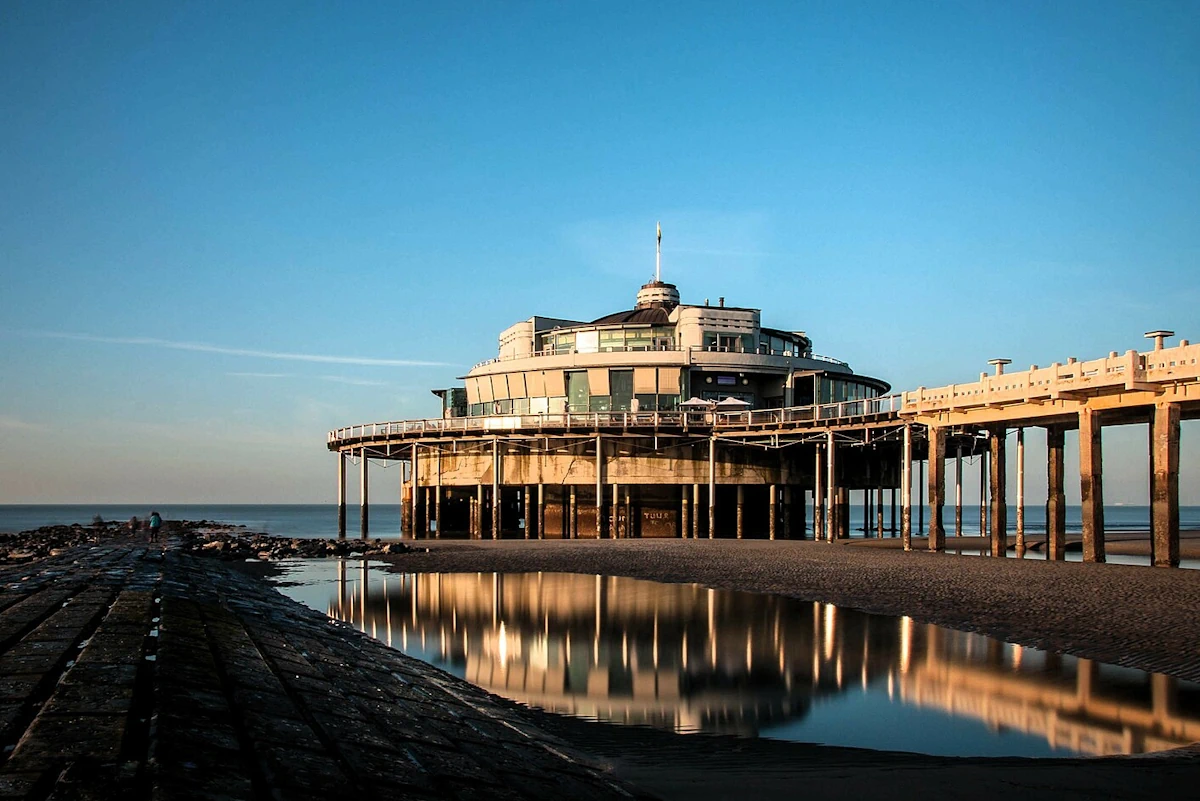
327 396 905 446
901 341 1200 414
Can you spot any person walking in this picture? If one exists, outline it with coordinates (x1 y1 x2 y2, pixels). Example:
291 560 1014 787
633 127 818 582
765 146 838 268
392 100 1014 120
148 511 162 543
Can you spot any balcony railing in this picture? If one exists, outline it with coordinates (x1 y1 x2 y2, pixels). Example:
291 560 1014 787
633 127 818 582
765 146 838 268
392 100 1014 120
327 395 904 445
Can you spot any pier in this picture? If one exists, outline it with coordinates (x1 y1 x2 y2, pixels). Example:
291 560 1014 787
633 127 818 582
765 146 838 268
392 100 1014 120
329 335 1199 566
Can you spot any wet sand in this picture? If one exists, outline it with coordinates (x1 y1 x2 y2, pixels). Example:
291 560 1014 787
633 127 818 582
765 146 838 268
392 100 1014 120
377 539 1200 800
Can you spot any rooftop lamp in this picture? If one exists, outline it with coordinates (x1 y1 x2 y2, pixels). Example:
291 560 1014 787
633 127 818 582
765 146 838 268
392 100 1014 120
987 358 1012 376
1144 330 1175 351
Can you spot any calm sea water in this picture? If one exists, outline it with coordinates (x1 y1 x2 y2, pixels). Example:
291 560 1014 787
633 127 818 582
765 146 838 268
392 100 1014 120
3 504 1199 539
272 563 1200 758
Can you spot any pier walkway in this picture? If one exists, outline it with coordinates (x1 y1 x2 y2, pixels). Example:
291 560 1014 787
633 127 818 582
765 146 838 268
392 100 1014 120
0 542 645 801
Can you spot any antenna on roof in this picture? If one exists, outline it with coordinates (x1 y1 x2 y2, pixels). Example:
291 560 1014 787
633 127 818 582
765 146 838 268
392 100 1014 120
655 221 661 282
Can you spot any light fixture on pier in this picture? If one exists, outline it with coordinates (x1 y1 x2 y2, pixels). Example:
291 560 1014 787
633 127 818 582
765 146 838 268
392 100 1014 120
1144 330 1175 351
987 358 1012 376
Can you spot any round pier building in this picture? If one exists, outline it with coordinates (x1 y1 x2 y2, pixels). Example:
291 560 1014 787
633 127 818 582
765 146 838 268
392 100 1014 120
328 278 890 540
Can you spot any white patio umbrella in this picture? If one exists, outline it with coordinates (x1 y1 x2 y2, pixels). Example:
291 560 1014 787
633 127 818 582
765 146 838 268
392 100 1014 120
679 396 715 408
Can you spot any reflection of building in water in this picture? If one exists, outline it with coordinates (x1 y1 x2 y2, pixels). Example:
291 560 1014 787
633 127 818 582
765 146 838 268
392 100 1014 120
329 564 896 736
328 563 1200 752
900 628 1200 755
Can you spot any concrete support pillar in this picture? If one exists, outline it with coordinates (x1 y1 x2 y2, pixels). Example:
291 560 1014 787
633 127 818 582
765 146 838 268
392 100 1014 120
989 427 1007 558
979 453 987 539
813 445 825 544
927 426 946 552
736 485 745 540
825 430 837 543
836 487 850 539
876 482 885 539
435 449 442 539
784 486 795 539
360 449 369 540
537 483 545 540
523 485 532 540
611 482 619 539
917 456 925 535
708 436 717 539
1046 426 1067 560
890 486 896 537
1151 402 1181 567
1078 408 1105 563
692 484 700 539
492 438 501 540
595 435 604 539
901 425 912 551
422 488 430 538
862 489 870 538
476 484 485 539
954 445 963 537
768 485 777 540
411 444 420 539
1015 428 1025 557
681 485 690 539
337 451 347 539
625 487 633 538
569 485 577 539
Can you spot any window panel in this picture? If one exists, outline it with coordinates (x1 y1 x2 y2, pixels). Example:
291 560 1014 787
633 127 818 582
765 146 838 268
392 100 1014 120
478 375 494 403
588 368 610 396
543 369 566 397
633 367 657 393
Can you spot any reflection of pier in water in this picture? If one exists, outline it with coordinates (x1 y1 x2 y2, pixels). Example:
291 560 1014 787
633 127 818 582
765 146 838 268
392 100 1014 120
327 561 1200 753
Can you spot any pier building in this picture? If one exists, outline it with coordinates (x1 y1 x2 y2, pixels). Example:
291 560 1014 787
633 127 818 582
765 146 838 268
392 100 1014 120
332 272 890 541
328 240 1198 564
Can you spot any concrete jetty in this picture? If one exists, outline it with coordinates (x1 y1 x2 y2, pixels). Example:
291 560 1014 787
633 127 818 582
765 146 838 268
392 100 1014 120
0 542 646 800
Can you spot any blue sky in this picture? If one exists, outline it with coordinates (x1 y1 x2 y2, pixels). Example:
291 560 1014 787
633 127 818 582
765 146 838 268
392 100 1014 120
1 1 1196 504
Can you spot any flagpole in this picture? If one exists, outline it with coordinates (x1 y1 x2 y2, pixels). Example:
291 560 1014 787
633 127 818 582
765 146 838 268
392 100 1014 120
656 221 661 282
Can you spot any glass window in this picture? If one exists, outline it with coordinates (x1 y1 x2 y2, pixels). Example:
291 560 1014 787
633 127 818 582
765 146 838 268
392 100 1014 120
567 370 590 412
512 398 529 415
625 329 652 350
589 395 611 412
634 393 657 411
576 330 599 353
657 394 679 411
599 330 625 351
610 370 634 411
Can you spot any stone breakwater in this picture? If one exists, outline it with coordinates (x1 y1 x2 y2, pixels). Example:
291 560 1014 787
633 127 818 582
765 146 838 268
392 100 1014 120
174 530 418 560
0 542 648 800
5 520 418 564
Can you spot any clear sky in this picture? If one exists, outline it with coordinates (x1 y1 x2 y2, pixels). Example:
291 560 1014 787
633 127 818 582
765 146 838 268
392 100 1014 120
1 1 1197 505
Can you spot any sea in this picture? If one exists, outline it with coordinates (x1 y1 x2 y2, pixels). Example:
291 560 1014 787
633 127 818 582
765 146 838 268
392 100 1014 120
2 503 1199 540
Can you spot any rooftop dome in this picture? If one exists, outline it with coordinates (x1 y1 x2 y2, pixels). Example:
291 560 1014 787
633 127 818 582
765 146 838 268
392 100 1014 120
634 280 680 311
589 279 680 325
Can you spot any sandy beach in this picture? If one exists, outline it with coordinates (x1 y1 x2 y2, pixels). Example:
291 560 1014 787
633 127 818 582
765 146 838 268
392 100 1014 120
373 539 1200 799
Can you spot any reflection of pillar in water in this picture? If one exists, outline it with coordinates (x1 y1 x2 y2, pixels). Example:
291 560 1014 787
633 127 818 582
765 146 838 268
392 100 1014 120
823 604 836 662
336 558 347 619
925 624 941 666
1011 643 1023 670
1152 673 1177 720
899 615 913 674
359 558 368 632
1076 658 1096 702
708 588 717 667
385 578 392 648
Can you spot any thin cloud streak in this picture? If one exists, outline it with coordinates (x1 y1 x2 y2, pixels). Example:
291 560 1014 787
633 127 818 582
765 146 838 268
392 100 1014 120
22 331 450 367
0 415 46 432
319 375 389 387
227 372 292 379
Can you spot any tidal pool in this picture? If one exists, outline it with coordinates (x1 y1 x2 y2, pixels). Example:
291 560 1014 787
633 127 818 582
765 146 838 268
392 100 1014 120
269 560 1200 759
